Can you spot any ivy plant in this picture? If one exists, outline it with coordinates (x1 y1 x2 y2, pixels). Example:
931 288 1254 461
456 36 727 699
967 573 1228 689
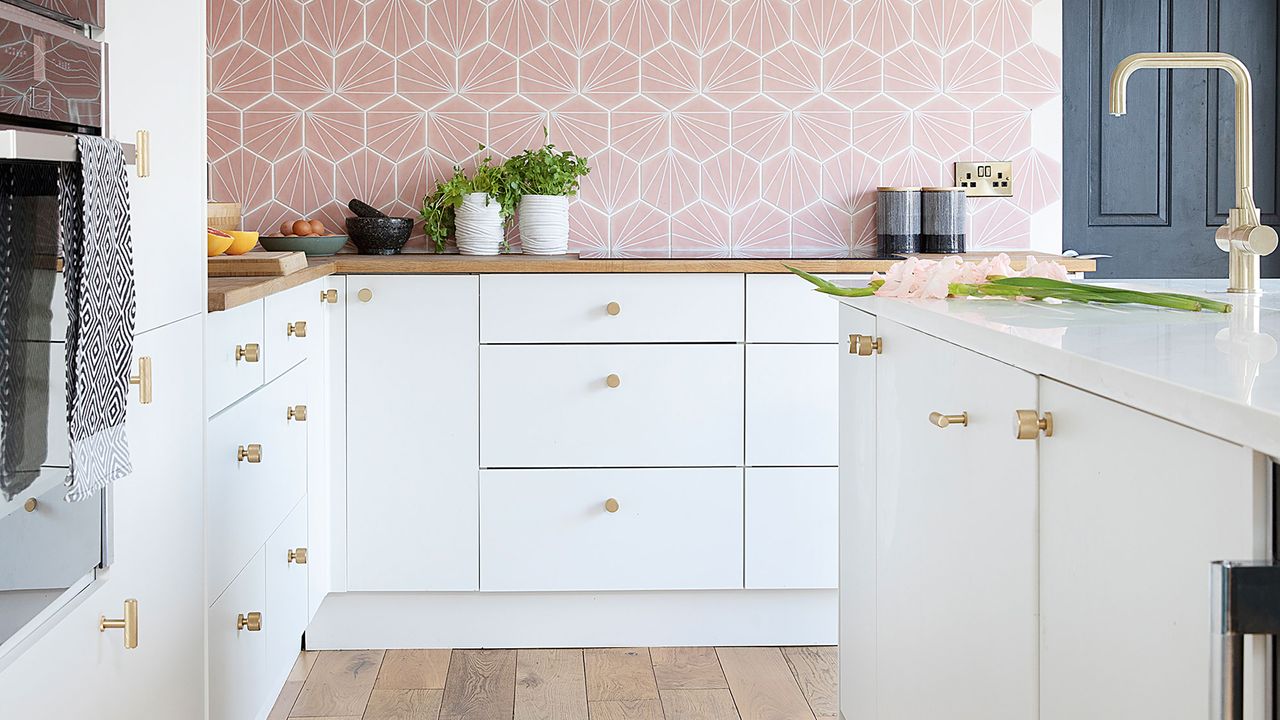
504 129 592 198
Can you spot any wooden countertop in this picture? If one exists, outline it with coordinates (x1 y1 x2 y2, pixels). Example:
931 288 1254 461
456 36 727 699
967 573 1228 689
208 251 1098 312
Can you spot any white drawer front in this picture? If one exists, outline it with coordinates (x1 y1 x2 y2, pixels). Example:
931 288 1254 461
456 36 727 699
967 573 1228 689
745 467 838 589
207 367 307 602
265 499 308 690
746 273 864 343
480 468 743 591
480 344 744 468
209 547 266 720
0 477 101 590
264 279 323 382
746 344 838 466
206 300 264 415
480 274 744 343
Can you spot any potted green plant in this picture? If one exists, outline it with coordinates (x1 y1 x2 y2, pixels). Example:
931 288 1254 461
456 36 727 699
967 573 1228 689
420 147 519 255
504 130 591 255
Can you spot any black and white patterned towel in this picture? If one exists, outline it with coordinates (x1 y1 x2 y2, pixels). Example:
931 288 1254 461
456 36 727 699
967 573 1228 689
60 136 135 502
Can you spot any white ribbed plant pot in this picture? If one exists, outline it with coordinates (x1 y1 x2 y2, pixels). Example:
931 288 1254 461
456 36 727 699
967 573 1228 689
517 195 570 255
454 193 504 255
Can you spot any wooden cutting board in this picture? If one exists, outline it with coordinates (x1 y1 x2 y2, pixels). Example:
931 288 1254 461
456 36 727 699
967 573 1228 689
208 251 308 277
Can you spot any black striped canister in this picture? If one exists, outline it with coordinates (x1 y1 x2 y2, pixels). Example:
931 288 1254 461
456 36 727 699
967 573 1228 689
921 187 967 254
876 186 921 255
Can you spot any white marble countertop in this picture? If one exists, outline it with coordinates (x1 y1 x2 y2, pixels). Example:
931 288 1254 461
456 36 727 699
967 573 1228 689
840 279 1280 459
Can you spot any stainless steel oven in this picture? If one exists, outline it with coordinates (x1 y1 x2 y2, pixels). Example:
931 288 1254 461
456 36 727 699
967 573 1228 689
0 0 109 655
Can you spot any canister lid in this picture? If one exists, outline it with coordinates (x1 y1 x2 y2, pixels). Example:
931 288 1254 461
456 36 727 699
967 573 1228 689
921 186 966 192
876 186 922 192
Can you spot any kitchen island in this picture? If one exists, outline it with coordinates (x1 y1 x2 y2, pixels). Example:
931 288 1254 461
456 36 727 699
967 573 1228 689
837 281 1278 720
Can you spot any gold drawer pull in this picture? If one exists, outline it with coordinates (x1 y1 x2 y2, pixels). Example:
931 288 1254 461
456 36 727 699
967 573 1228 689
236 612 262 632
235 343 260 363
100 598 139 649
606 301 621 316
604 498 620 513
237 444 262 463
288 321 307 337
321 289 338 304
135 130 150 178
23 497 37 513
129 356 153 405
929 412 969 428
1014 410 1054 440
848 334 882 356
288 548 308 564
605 373 621 388
288 405 308 421
358 288 373 303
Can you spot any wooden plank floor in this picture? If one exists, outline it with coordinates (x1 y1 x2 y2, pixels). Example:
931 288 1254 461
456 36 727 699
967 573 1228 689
269 647 837 720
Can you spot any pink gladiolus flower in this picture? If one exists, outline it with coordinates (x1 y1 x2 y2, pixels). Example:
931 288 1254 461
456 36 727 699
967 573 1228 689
871 254 1070 299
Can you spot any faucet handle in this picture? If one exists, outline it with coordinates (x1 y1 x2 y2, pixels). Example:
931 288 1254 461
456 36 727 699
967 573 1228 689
1217 222 1278 256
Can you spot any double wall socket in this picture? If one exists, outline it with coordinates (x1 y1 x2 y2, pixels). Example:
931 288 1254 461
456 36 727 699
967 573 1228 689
954 161 1013 197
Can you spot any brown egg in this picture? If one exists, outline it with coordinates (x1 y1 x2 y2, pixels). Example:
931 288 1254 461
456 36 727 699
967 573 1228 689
280 221 293 236
308 219 326 235
291 219 312 236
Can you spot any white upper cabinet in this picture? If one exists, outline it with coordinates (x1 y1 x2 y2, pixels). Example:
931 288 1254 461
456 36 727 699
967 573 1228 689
346 276 480 591
480 274 744 343
1038 378 1267 720
100 0 206 332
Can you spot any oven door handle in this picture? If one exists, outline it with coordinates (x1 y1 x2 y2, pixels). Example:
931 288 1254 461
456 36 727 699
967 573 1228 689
0 129 136 167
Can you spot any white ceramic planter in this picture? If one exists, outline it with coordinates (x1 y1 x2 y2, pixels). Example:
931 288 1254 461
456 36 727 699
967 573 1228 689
455 193 504 255
518 195 570 255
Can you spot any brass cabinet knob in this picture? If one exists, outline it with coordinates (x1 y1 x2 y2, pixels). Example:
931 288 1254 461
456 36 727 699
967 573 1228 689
604 498 620 513
100 598 139 649
23 497 37 513
929 411 969 428
237 444 262 463
135 129 150 178
606 301 621 316
1014 410 1054 440
288 405 308 421
129 356 153 405
358 288 373 303
849 334 883 356
321 288 338 304
235 343 260 363
288 321 307 338
605 373 621 388
288 548 308 564
236 612 262 632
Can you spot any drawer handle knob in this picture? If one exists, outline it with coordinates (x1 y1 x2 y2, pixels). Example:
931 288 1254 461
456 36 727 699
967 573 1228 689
604 498 620 513
288 405 308 421
1014 410 1054 440
100 598 139 649
321 289 338 304
288 321 307 338
237 444 262 463
23 497 37 513
605 373 621 389
129 356 153 405
849 334 882 356
606 301 621 316
288 547 308 564
358 288 373 303
236 612 263 632
929 411 969 428
235 343 260 363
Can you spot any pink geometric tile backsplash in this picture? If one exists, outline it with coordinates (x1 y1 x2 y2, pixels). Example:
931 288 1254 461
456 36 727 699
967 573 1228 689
208 0 1062 257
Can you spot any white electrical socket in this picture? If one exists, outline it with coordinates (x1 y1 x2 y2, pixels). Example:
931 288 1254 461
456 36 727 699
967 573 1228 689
955 161 1013 197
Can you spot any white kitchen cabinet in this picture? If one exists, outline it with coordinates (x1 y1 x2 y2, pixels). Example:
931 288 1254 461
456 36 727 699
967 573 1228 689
745 344 837 466
747 273 863 343
846 316 1040 720
0 316 205 719
209 548 268 720
480 468 744 591
480 273 744 343
744 467 837 589
346 275 480 591
480 344 744 468
1038 378 1267 720
101 0 206 334
265 500 309 693
264 281 323 382
206 300 265 414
